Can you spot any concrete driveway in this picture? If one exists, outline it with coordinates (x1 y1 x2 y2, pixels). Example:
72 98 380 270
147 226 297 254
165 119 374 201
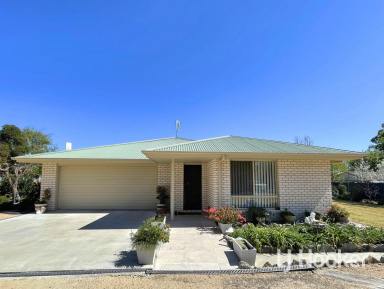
0 211 154 272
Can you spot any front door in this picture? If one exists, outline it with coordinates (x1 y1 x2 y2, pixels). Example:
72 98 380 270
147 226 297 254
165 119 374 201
183 165 202 210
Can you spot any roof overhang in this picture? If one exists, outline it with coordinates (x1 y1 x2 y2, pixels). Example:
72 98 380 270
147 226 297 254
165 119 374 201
13 157 155 165
14 151 365 165
142 151 366 162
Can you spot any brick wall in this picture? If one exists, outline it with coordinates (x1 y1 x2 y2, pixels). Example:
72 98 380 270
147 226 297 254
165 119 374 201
206 159 219 208
40 163 58 210
157 163 170 188
173 162 184 211
202 163 208 209
277 159 332 217
221 159 231 207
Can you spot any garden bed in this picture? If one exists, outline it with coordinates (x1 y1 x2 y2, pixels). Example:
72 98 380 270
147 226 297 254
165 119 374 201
229 224 384 253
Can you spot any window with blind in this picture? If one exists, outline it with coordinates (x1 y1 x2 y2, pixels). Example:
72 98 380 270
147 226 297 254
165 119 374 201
230 161 278 208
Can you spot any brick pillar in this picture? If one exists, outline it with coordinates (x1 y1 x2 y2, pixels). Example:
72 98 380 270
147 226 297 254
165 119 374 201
40 163 58 210
221 158 231 207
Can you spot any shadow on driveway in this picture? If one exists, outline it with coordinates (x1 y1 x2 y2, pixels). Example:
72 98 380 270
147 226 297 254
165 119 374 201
79 211 155 230
114 251 139 267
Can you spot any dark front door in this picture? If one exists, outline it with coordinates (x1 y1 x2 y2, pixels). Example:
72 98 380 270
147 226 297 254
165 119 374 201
183 165 202 210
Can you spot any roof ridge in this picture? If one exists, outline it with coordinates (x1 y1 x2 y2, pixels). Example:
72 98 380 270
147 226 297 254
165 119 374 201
15 137 191 158
144 135 231 151
229 135 361 153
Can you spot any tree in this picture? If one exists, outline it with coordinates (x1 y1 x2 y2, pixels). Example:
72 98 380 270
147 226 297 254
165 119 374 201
0 124 53 204
294 136 313 146
331 162 349 182
349 161 384 201
367 123 384 171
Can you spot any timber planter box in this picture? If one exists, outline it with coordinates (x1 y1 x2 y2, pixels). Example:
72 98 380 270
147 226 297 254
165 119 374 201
232 237 256 266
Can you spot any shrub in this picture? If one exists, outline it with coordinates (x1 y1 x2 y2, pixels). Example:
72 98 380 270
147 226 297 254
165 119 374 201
281 209 296 224
156 186 169 205
206 207 246 225
246 207 268 224
230 223 384 252
230 224 311 252
35 188 51 205
326 204 350 223
281 209 295 217
0 194 11 205
131 217 170 249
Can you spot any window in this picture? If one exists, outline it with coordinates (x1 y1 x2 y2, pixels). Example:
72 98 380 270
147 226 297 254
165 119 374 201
231 161 278 208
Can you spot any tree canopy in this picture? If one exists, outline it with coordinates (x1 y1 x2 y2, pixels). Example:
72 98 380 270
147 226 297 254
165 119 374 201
0 124 54 163
367 123 384 170
0 124 54 206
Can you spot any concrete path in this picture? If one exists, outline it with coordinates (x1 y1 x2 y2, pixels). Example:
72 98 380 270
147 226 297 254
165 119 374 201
319 269 384 289
0 211 154 272
155 215 238 270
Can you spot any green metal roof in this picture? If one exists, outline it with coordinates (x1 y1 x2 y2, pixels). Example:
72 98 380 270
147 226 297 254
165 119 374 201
15 135 363 162
15 137 190 160
146 136 362 155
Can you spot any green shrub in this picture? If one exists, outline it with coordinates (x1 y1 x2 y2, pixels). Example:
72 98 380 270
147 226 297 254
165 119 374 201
326 204 350 223
246 207 268 224
0 194 11 205
230 223 384 252
131 218 170 249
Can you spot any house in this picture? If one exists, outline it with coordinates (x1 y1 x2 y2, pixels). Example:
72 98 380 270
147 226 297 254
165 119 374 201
15 136 363 219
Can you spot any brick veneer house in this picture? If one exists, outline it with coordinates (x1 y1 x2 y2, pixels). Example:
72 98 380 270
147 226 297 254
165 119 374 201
15 136 363 220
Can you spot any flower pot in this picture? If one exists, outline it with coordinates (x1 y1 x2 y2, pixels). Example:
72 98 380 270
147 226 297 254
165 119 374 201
136 245 158 265
232 238 256 266
35 204 48 214
156 204 167 215
218 223 233 234
283 215 296 224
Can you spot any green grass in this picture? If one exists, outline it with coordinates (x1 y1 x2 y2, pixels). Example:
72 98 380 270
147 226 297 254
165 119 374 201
333 200 384 227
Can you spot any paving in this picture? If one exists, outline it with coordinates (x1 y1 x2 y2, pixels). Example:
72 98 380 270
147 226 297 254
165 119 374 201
0 211 154 272
154 215 238 270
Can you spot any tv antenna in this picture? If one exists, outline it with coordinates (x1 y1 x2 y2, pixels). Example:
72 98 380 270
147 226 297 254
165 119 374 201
175 120 181 137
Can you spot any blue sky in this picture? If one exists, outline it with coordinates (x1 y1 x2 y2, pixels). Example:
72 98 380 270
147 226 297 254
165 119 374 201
1 1 383 151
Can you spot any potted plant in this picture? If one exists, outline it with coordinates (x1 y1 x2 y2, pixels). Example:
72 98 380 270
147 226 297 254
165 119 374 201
34 188 51 214
281 209 295 224
326 204 350 223
156 186 169 215
232 237 257 266
246 207 269 224
131 217 170 265
212 207 245 234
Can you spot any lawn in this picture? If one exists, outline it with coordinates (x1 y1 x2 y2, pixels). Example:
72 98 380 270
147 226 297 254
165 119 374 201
333 200 384 227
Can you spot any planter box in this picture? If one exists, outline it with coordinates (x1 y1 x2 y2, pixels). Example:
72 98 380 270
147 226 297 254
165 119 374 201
35 204 47 214
218 223 233 234
232 238 256 266
136 245 159 265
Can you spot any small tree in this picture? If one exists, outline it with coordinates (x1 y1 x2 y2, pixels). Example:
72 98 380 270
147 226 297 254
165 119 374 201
0 124 54 205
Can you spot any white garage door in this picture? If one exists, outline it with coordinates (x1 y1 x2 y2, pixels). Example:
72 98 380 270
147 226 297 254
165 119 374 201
58 164 157 209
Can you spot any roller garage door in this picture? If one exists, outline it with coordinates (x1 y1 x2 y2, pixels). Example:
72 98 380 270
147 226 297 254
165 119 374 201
58 164 157 209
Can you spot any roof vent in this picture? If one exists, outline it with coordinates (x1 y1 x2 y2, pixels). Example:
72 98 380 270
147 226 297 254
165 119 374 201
65 142 72 151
